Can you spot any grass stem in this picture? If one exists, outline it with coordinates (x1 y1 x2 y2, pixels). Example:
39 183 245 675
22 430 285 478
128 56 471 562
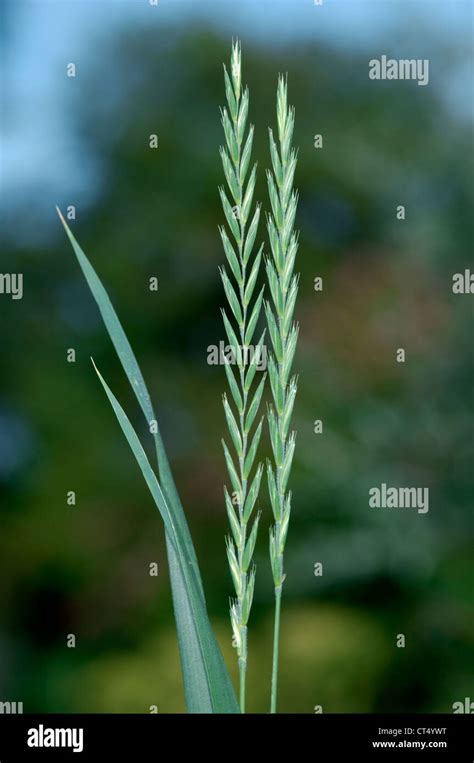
270 585 282 713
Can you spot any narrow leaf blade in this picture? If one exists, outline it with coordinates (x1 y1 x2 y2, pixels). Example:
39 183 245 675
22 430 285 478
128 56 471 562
57 210 239 713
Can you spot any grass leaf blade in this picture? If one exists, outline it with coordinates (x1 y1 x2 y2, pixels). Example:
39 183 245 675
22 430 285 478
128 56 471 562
92 361 239 713
57 209 239 713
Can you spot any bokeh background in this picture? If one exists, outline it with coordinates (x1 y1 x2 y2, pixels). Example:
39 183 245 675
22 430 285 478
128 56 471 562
1 0 473 713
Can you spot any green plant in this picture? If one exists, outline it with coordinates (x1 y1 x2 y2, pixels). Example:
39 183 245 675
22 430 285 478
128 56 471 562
265 76 299 713
57 42 299 715
218 40 265 713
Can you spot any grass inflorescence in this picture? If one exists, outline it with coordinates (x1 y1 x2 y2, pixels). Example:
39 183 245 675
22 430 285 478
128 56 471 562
265 75 300 714
218 40 266 713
